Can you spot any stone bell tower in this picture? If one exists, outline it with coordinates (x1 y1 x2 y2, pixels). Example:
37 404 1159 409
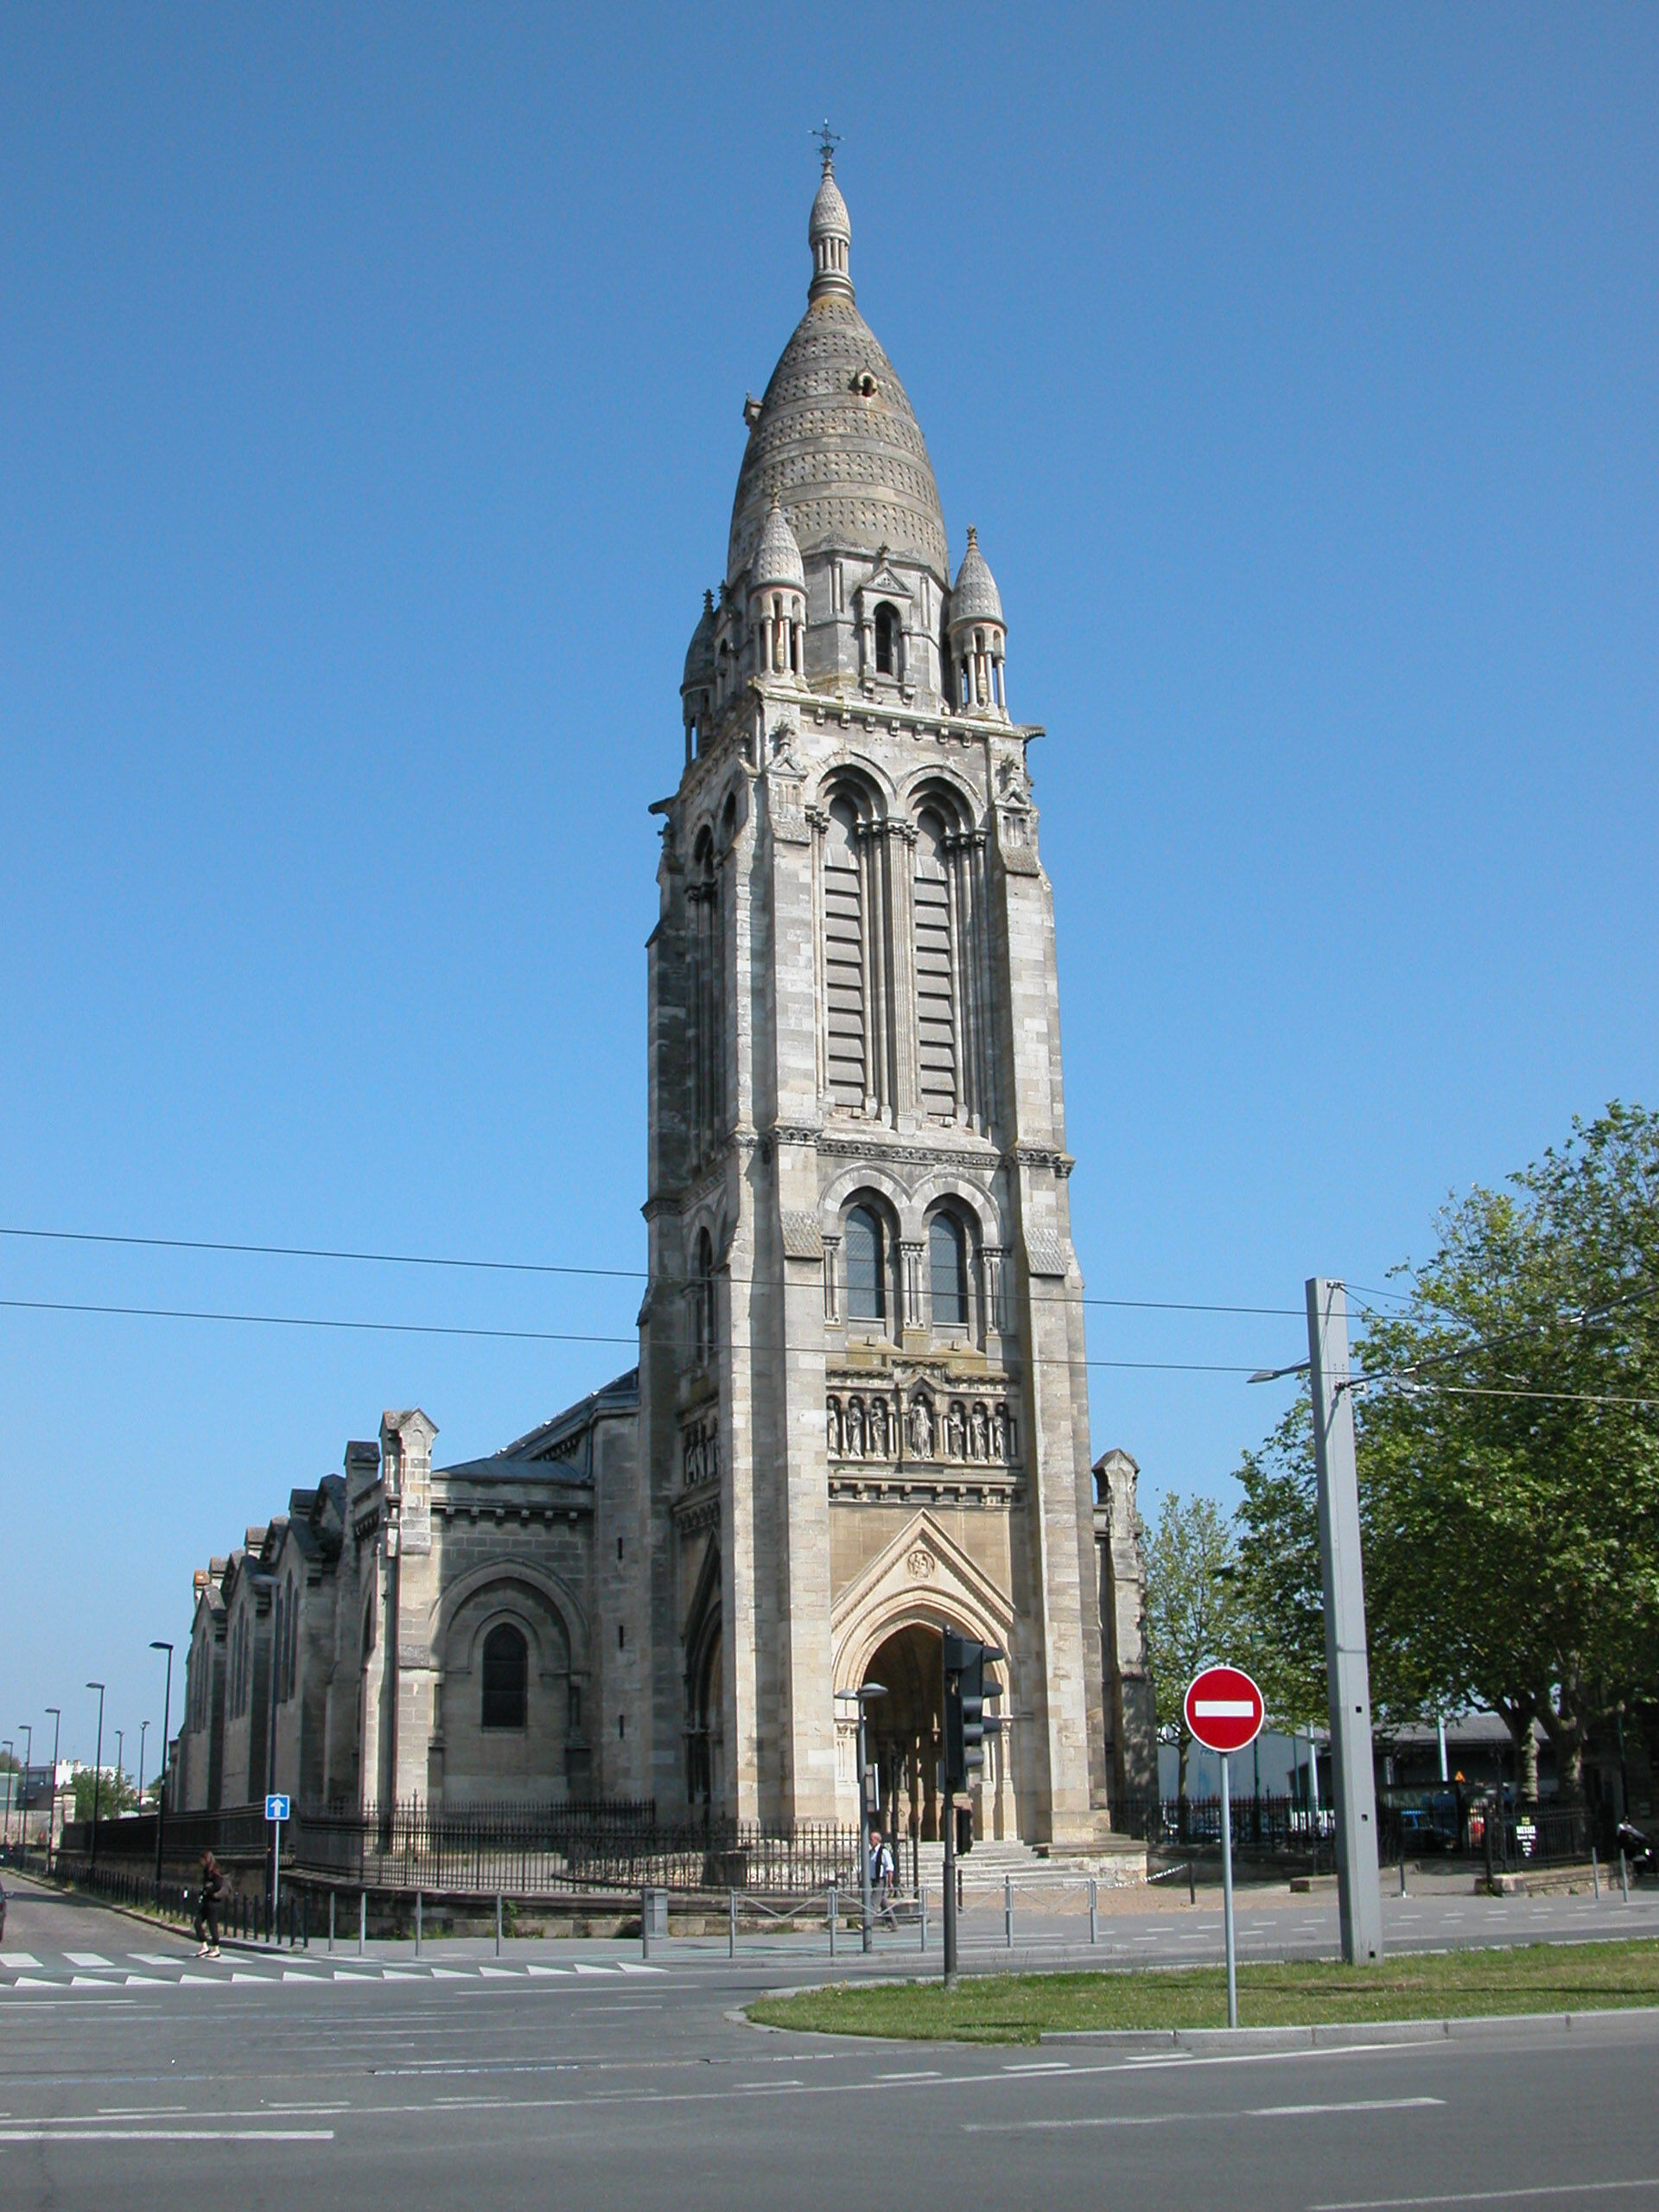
637 149 1147 1847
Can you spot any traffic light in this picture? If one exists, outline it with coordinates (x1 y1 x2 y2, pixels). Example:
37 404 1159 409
942 1630 1005 1790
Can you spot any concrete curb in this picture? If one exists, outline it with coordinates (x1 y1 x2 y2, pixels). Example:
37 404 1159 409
1040 2005 1659 2050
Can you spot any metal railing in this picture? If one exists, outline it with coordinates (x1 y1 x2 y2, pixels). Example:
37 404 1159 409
60 1801 864 1898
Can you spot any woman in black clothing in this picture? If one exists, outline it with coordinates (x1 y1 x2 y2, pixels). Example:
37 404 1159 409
194 1851 224 1957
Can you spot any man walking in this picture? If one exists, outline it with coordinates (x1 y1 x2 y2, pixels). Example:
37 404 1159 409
869 1827 896 1929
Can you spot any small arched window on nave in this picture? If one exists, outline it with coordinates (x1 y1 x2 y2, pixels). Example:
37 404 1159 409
481 1623 529 1732
844 1204 887 1325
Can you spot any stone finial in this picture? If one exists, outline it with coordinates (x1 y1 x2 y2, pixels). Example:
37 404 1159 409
808 142 853 303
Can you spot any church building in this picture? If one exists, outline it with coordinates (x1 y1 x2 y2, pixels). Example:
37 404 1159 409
172 152 1154 1852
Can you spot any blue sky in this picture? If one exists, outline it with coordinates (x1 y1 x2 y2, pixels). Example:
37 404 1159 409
2 5 1654 1766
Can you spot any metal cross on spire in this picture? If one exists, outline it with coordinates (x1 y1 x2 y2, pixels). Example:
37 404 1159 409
813 119 841 171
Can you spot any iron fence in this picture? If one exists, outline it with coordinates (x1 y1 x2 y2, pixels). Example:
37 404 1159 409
1112 1791 1600 1870
60 1800 864 1897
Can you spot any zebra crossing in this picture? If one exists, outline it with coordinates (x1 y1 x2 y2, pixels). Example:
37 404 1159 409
0 1948 667 1994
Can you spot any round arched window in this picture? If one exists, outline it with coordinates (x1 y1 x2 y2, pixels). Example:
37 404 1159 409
481 1624 529 1731
929 1211 969 1327
845 1205 887 1323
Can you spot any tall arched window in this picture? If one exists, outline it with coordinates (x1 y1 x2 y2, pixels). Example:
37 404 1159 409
845 1204 887 1324
481 1624 528 1732
929 1211 970 1328
690 831 723 1155
691 1226 715 1367
823 798 867 1108
874 602 899 676
914 809 957 1117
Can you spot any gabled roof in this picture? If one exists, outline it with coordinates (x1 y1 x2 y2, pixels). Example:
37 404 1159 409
437 1368 639 1486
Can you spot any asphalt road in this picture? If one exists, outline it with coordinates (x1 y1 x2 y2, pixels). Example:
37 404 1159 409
3 1872 1657 2211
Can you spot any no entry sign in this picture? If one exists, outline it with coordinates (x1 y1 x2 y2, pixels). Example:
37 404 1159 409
1184 1665 1266 1755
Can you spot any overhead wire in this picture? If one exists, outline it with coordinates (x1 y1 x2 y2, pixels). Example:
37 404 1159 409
0 1294 1279 1376
0 1222 1307 1316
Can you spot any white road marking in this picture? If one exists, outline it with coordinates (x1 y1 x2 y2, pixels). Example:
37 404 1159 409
1311 2177 1659 2210
0 1955 41 1969
65 1953 113 1967
965 2094 1445 2135
0 2126 334 2144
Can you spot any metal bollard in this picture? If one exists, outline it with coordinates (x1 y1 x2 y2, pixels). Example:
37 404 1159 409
359 1890 366 1957
1005 1873 1014 1948
496 1891 503 1956
1592 1847 1600 1901
329 1889 336 1953
1188 1859 1197 1907
828 1884 837 1958
728 1890 737 1960
1089 1877 1098 1946
1399 1855 1408 1897
919 1883 927 1953
641 1888 651 1961
1620 1851 1630 1904
415 1891 423 1956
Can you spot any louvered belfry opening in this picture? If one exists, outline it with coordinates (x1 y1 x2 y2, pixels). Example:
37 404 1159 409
913 808 956 1117
823 796 867 1108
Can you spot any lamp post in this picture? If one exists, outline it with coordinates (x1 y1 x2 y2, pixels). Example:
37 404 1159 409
836 1682 888 1954
2 1741 13 1853
86 1683 106 1875
137 1720 149 1808
44 1709 60 1875
149 1642 173 1894
115 1730 125 1814
16 1725 32 1857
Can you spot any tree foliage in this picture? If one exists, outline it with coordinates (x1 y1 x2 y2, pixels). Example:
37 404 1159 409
1142 1491 1240 1802
1226 1103 1659 1801
72 1766 139 1823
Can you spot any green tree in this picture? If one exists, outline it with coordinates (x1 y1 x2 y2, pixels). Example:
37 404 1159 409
1232 1103 1659 1802
1357 1104 1659 1797
72 1766 139 1824
1233 1395 1327 1732
1143 1491 1240 1821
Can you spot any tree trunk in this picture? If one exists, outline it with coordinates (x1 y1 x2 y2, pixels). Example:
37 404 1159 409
1537 1678 1587 1804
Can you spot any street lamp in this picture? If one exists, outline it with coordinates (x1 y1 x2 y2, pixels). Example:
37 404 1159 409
16 1725 32 1859
835 1682 888 1953
44 1708 60 1875
86 1683 106 1875
115 1730 125 1812
149 1642 174 1895
137 1720 149 1808
2 1741 12 1854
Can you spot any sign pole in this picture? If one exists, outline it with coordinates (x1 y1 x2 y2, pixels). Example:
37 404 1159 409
1220 1751 1237 2029
272 1810 281 1936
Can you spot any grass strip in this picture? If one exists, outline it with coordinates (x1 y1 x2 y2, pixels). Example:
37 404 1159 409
747 1938 1659 2045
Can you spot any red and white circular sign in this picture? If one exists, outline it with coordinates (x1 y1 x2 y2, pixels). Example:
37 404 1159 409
1184 1665 1266 1755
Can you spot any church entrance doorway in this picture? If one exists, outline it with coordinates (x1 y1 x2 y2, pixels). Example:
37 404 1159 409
861 1623 944 1846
